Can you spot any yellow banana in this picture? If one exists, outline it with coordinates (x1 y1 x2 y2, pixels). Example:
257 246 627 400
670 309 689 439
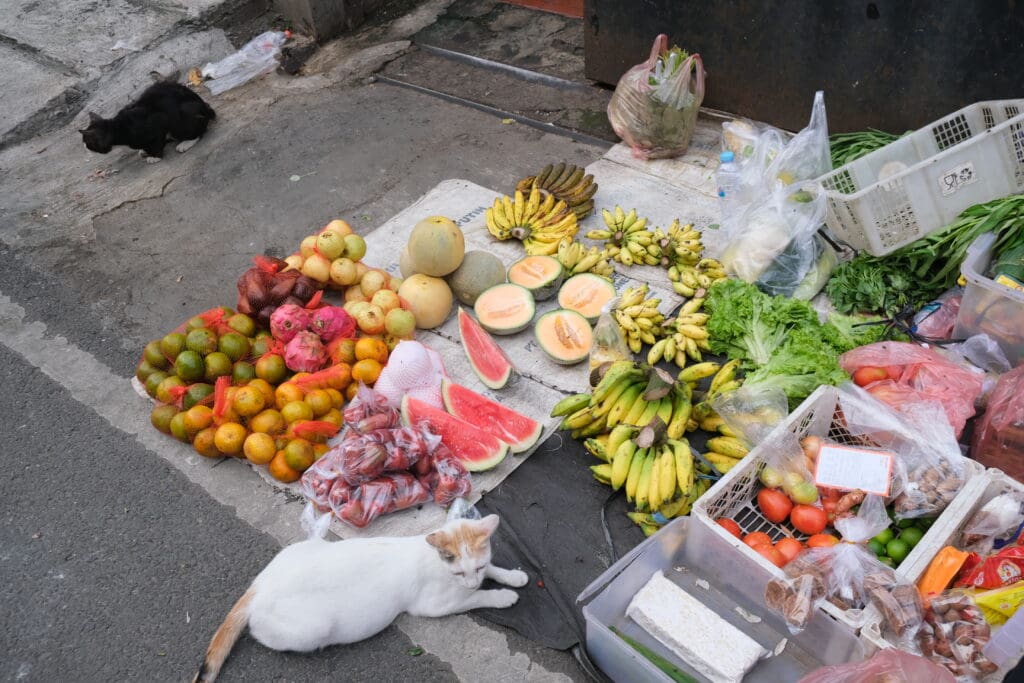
671 439 694 495
706 436 749 459
590 463 612 485
610 439 637 490
677 362 721 384
607 383 644 428
625 446 647 501
659 445 677 507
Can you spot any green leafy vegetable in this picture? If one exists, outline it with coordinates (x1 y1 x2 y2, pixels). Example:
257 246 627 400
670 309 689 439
821 313 898 353
829 129 908 168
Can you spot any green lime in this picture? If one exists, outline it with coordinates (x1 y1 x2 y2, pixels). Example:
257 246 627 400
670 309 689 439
219 306 235 317
896 518 915 529
185 328 219 356
156 375 186 404
204 352 233 381
868 539 886 556
251 336 270 358
878 556 896 568
160 332 187 361
218 333 251 362
144 370 169 398
175 350 206 382
169 412 190 442
150 404 179 434
886 538 910 564
136 359 159 383
899 527 925 548
233 361 256 384
143 341 169 369
918 518 936 530
186 315 208 331
227 313 256 338
873 528 895 545
183 383 214 410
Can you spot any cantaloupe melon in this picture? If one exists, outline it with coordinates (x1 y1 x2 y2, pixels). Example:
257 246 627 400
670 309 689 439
397 274 453 329
407 216 465 277
557 273 617 322
474 283 535 335
535 309 592 365
507 255 563 301
446 251 506 306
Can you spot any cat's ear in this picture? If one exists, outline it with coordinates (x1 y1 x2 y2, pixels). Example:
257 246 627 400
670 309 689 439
425 531 447 549
478 514 500 537
87 111 103 124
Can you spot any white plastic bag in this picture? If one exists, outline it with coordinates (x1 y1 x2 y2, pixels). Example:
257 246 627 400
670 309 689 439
201 31 288 95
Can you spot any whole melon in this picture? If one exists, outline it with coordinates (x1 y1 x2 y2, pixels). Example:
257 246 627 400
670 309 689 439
397 274 453 329
446 251 506 306
399 245 417 278
407 216 465 277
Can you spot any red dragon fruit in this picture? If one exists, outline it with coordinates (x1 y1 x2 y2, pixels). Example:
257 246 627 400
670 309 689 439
270 303 311 343
310 306 356 342
285 331 328 372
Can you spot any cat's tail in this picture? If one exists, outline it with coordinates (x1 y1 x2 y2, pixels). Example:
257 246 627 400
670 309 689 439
192 587 254 683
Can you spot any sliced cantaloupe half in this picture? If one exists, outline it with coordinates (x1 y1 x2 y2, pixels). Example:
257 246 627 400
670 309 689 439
557 273 617 322
507 255 564 301
473 283 536 335
535 309 593 365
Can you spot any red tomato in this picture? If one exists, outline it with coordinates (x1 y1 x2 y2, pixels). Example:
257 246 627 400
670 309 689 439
757 488 793 524
775 537 804 564
852 366 889 387
790 504 828 535
884 365 903 380
806 533 840 548
743 531 773 548
755 544 788 568
716 518 742 539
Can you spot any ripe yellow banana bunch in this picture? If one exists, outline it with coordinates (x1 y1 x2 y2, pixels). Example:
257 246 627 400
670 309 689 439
486 186 579 255
691 359 744 424
650 297 711 370
652 219 705 271
555 238 616 279
585 206 660 267
613 284 666 354
515 162 598 220
668 256 728 298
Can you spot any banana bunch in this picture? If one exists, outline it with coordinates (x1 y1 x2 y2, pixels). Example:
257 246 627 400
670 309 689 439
653 220 704 270
515 163 598 220
648 297 711 370
612 284 666 354
691 359 743 426
702 435 750 474
485 186 579 255
611 435 709 519
555 238 616 279
586 207 660 267
668 256 728 298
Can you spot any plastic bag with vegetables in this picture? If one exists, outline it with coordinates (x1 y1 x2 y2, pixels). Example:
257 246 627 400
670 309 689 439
607 34 705 160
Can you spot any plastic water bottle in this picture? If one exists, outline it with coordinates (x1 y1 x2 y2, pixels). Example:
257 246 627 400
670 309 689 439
716 151 742 234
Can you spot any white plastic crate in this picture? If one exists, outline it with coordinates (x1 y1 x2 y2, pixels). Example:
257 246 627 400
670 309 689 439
692 384 982 632
819 100 1024 256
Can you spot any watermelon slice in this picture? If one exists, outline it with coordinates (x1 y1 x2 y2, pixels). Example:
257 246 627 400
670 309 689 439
441 380 542 454
457 308 518 390
401 395 508 472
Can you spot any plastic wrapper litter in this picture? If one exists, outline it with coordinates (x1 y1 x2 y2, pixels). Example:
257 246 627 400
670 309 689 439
958 546 1024 590
797 647 956 683
334 472 432 528
917 591 999 680
607 34 704 160
971 364 1024 484
343 383 400 434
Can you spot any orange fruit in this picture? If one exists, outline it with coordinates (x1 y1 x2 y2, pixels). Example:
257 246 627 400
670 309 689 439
345 382 359 401
243 432 277 465
326 363 352 391
281 400 314 424
255 354 288 384
214 422 247 456
351 359 382 385
169 412 190 442
233 386 266 417
150 404 178 435
313 443 330 460
355 338 389 365
183 405 215 433
325 388 344 409
275 382 305 408
283 439 315 471
193 427 221 458
328 338 357 365
305 389 333 417
321 408 343 428
269 451 301 483
247 378 276 407
291 372 311 383
249 408 286 435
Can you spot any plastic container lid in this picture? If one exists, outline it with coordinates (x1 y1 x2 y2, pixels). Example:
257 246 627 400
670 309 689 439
719 151 735 163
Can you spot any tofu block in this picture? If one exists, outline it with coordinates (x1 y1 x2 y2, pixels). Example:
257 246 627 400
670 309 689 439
626 571 767 683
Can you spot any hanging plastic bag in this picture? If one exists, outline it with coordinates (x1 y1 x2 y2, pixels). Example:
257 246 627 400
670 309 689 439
201 31 289 95
607 34 705 160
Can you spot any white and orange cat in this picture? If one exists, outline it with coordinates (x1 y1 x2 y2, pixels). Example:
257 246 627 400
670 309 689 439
193 513 527 682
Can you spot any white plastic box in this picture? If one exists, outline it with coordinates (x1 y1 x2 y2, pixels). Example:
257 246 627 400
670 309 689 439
818 100 1024 256
578 517 868 683
953 231 1024 366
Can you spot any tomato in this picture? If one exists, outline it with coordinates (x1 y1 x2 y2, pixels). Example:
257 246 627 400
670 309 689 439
755 544 788 568
852 366 889 387
716 518 742 539
743 531 773 549
884 365 903 380
757 487 793 524
822 498 838 522
775 537 804 564
790 504 828 535
806 533 840 548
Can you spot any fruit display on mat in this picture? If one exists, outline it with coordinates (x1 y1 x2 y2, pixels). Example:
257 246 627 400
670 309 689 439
610 284 667 355
473 283 536 335
440 380 542 454
555 237 616 280
557 273 617 323
515 162 598 220
401 395 509 472
506 255 564 301
534 309 593 365
457 308 518 390
587 206 657 267
445 250 506 306
485 186 580 255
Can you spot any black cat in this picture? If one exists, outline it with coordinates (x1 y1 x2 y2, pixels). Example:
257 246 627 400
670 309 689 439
80 82 216 161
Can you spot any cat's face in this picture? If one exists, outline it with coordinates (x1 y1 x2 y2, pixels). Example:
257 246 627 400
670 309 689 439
80 113 113 154
426 515 499 589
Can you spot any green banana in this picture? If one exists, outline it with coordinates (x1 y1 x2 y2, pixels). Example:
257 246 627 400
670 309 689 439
590 463 612 485
550 393 591 417
623 391 651 426
605 425 638 465
561 406 594 431
606 382 644 428
592 375 637 419
591 362 642 403
655 398 674 426
636 397 662 426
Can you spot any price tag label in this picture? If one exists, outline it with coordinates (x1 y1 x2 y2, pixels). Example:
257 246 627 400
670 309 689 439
814 444 894 496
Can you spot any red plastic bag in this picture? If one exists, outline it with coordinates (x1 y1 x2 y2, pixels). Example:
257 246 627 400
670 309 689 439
839 341 984 437
913 290 962 340
342 384 400 433
972 364 1024 484
798 648 956 683
336 473 431 528
336 426 440 486
957 545 1024 589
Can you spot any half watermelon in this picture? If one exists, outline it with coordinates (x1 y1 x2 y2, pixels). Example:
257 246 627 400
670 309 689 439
441 380 543 454
457 307 517 390
401 395 508 472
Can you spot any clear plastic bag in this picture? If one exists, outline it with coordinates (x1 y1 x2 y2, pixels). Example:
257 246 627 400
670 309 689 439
201 31 288 95
336 426 440 486
342 384 400 434
917 591 1000 680
913 289 963 340
607 34 705 160
960 492 1024 554
711 384 789 447
972 364 1024 483
589 298 632 374
335 472 432 528
798 648 957 683
432 445 473 506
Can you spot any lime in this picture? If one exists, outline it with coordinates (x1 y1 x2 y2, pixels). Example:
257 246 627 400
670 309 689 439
169 412 190 442
218 332 251 362
227 313 256 338
878 556 896 568
156 375 186 403
251 336 270 358
183 383 215 410
143 341 169 369
175 350 206 382
185 328 218 356
136 359 159 383
899 527 925 548
160 332 187 360
185 315 208 331
886 538 910 564
232 361 256 384
150 404 179 434
868 539 886 556
144 370 169 398
204 351 233 381
896 518 915 529
918 518 936 530
873 528 895 546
